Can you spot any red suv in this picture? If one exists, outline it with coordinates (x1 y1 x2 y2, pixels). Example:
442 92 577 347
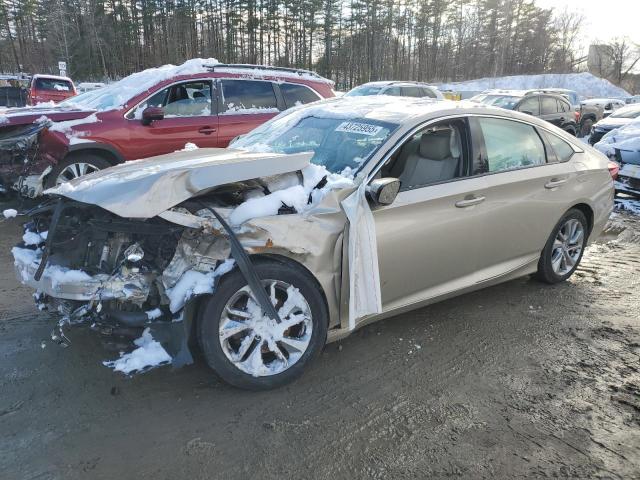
0 61 334 195
28 74 77 105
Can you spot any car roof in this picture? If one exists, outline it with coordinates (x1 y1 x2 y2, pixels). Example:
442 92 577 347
293 95 556 127
359 81 438 88
582 98 624 103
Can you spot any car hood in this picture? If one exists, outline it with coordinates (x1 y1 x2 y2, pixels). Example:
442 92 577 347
0 106 96 127
45 148 313 218
594 117 632 129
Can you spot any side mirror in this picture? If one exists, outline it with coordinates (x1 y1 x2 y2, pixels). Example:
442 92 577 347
366 178 401 206
141 106 164 126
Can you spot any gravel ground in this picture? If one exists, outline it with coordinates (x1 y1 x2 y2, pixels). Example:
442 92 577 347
1 201 639 480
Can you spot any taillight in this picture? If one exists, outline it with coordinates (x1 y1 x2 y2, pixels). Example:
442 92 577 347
608 161 619 180
574 111 581 123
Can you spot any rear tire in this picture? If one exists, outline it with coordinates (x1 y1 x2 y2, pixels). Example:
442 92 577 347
535 209 589 284
45 154 111 189
197 258 328 390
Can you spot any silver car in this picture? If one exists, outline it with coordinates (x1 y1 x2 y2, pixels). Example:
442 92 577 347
13 97 614 389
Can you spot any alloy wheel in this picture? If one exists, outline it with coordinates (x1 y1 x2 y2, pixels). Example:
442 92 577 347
218 280 313 377
550 218 585 276
55 162 101 185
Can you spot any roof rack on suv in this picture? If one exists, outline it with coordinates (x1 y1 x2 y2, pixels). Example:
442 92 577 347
203 63 324 80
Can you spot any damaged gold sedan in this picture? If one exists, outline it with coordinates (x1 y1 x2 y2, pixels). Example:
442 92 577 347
12 97 614 389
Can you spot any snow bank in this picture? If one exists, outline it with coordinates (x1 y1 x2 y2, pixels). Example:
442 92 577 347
439 72 629 99
228 163 353 226
103 328 172 374
166 259 235 312
3 208 17 218
594 118 640 156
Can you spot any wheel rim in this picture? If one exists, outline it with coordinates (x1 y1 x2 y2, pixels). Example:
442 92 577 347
55 162 101 185
218 280 313 377
551 219 584 276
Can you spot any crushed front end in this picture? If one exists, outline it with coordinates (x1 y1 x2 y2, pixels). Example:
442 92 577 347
0 120 66 197
12 198 205 368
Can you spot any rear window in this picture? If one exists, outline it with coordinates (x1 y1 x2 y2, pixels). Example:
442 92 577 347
280 83 320 108
34 78 73 92
221 80 278 112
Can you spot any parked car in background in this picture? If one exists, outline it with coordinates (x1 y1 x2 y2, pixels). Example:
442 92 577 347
581 98 625 118
0 60 334 196
588 104 640 145
27 74 76 105
76 82 106 93
593 117 640 197
472 90 578 135
345 81 444 99
625 95 640 104
0 75 29 108
525 88 604 136
12 97 614 389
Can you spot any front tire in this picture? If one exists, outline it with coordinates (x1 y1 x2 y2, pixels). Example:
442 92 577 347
535 209 589 284
198 258 328 390
45 154 111 189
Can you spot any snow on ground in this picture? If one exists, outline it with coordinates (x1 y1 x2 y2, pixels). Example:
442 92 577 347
103 328 172 374
439 72 629 98
3 209 17 218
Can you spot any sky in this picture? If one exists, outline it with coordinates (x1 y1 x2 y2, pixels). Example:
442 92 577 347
535 0 639 47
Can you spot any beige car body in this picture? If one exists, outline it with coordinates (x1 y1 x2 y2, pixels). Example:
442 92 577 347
22 98 614 344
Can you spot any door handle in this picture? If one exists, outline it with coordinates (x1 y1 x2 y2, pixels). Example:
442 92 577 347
544 178 568 189
455 195 486 208
198 126 217 135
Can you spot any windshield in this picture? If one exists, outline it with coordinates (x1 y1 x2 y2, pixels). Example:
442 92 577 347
479 95 520 109
345 85 384 97
610 107 640 119
232 114 398 175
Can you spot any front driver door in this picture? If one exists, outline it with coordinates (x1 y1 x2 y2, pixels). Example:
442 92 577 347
126 80 218 159
372 118 489 313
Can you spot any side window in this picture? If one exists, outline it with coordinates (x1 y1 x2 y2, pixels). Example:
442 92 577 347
221 80 278 113
384 86 402 96
402 86 425 98
381 121 466 191
540 97 557 115
280 83 320 108
131 81 211 119
557 100 569 113
541 130 574 162
422 87 437 99
476 117 546 173
163 81 212 117
517 96 540 115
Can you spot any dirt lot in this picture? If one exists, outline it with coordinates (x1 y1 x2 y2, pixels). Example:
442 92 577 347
1 201 639 480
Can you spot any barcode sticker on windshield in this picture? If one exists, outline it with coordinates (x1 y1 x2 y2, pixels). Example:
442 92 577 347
335 122 383 136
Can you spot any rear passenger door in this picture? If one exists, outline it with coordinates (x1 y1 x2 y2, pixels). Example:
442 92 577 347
468 116 578 277
539 96 564 127
216 79 281 146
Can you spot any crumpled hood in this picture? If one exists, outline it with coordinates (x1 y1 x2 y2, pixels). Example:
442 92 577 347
45 148 312 218
0 107 95 127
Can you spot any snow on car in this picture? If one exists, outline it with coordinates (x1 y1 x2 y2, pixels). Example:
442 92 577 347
0 58 334 197
12 96 614 389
